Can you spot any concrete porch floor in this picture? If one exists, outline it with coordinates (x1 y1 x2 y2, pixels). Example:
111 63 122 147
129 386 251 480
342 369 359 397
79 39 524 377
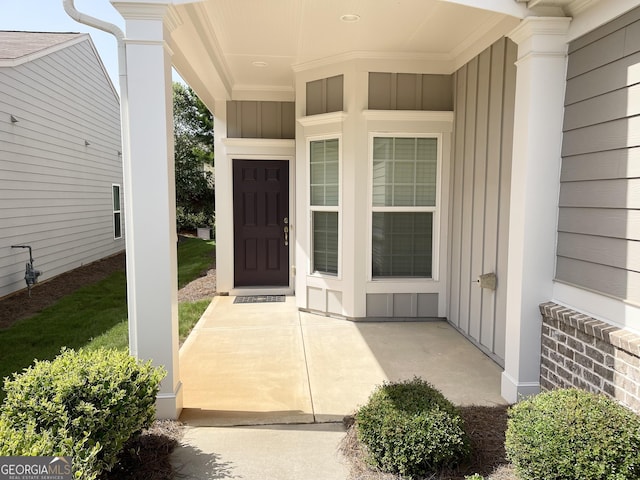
172 296 507 480
178 295 505 426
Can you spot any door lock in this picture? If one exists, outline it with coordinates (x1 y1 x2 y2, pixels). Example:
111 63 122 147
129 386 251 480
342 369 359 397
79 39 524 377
284 225 289 246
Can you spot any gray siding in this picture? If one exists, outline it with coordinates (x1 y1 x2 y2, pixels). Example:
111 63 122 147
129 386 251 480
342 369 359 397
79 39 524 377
227 100 295 138
448 37 516 365
366 293 439 318
557 6 640 303
305 75 343 116
368 73 453 111
0 38 123 298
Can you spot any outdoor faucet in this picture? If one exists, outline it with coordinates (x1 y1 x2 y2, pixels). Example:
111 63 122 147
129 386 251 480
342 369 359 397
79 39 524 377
11 245 42 297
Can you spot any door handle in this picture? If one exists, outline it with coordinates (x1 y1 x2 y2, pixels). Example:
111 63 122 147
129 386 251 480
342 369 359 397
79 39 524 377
284 225 289 246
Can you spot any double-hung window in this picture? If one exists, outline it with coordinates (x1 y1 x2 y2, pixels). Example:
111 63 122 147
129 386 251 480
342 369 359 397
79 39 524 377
371 136 437 278
112 184 122 240
310 138 339 275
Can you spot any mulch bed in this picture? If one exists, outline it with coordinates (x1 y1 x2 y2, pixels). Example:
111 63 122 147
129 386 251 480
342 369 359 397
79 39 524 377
102 420 184 480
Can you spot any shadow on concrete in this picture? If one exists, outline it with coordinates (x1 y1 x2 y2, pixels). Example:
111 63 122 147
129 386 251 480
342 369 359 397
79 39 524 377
172 444 239 479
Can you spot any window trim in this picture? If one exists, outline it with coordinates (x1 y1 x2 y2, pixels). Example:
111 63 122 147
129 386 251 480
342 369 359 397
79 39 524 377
112 183 122 240
367 132 442 282
307 134 343 278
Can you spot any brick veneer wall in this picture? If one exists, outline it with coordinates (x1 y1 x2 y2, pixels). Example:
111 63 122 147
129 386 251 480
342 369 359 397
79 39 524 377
539 302 640 413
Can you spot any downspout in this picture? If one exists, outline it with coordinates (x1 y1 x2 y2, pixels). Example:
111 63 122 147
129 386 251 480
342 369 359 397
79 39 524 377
62 0 138 356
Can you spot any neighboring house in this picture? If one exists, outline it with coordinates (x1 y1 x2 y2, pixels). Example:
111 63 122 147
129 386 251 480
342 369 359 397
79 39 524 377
72 0 640 419
0 31 124 299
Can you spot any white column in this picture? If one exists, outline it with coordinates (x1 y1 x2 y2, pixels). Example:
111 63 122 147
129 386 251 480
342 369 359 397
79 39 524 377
213 99 233 293
502 17 570 403
112 1 181 419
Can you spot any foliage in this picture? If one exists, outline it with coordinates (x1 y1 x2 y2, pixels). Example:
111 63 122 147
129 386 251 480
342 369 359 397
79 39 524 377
465 475 486 480
505 388 640 480
173 82 215 230
0 272 127 399
177 237 216 288
178 300 211 339
355 377 469 478
0 348 164 480
176 206 215 230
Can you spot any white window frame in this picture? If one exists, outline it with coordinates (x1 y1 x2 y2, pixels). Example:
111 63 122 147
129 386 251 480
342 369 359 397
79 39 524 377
367 132 442 282
307 134 342 278
112 184 122 240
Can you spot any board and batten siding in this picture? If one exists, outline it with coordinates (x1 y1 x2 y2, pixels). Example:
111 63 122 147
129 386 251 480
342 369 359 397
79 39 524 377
368 73 453 111
0 37 123 299
227 101 295 139
557 6 640 303
448 37 516 365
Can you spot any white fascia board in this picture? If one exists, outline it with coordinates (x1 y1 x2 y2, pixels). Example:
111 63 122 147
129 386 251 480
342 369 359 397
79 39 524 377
553 281 640 335
568 0 640 42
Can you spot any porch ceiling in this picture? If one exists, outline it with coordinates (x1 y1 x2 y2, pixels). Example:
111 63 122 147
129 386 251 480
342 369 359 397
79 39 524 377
166 0 523 109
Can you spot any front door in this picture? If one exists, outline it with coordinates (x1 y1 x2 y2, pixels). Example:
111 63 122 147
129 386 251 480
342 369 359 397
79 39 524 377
233 160 290 287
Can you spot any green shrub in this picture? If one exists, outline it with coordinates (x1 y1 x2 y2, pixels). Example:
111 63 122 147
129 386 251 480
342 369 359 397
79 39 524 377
0 416 101 478
0 348 165 479
355 377 469 478
505 388 640 480
176 206 215 230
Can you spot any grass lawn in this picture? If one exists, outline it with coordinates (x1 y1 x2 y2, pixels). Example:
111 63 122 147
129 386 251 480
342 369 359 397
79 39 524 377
0 238 215 397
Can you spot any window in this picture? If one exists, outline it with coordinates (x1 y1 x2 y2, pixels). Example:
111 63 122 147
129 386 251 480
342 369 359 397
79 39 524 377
112 184 122 239
310 138 339 275
371 136 437 278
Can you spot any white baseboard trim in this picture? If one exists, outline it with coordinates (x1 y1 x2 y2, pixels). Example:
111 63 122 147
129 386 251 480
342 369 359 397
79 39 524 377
501 372 540 404
156 381 183 420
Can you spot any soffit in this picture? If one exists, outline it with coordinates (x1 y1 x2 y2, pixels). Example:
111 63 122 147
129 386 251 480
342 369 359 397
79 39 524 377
168 0 521 103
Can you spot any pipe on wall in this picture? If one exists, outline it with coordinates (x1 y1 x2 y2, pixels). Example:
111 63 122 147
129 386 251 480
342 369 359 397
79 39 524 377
61 0 138 355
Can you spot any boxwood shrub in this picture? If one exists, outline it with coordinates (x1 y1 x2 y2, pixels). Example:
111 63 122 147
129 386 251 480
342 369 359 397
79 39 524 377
505 388 640 480
0 348 165 480
355 377 469 478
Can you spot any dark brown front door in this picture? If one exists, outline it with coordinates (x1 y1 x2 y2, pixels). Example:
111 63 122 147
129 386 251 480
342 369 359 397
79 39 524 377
233 160 290 286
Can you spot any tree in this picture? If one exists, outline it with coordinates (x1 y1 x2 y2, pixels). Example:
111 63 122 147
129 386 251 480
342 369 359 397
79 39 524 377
172 82 215 230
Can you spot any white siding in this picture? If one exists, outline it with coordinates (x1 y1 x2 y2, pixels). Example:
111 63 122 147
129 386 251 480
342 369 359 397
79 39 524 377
0 38 123 298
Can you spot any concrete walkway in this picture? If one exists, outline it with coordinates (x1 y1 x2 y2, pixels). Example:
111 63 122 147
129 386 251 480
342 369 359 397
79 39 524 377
171 296 506 479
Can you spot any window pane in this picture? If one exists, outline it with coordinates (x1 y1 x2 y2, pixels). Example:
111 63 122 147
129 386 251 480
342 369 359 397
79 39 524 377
311 186 325 205
325 160 339 184
112 185 120 211
372 137 437 207
114 212 122 239
310 139 339 206
373 137 393 161
394 138 416 160
394 161 414 183
393 185 414 206
416 138 437 206
313 211 338 275
325 185 339 205
310 163 325 185
372 212 432 278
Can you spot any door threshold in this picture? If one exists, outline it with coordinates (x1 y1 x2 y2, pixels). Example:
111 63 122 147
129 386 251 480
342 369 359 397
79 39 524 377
230 287 294 297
